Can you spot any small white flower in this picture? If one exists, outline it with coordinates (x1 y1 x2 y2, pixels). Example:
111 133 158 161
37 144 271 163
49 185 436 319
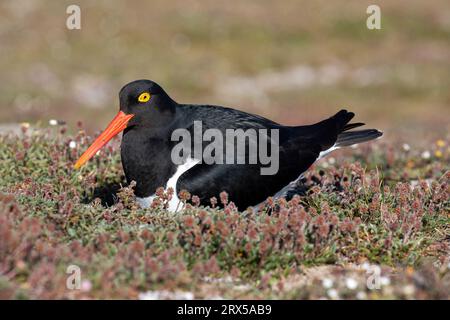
69 141 77 149
356 291 367 300
345 277 358 290
402 143 410 152
321 162 329 168
360 262 371 271
49 119 58 126
328 157 336 165
351 144 358 149
380 276 390 286
403 284 415 296
322 278 334 289
173 291 194 300
327 288 339 299
138 290 194 300
138 291 159 300
421 151 431 159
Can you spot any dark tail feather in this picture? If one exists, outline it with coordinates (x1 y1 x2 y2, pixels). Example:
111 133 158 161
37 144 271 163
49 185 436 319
343 122 365 132
312 109 355 150
336 129 383 147
309 109 382 151
330 109 355 132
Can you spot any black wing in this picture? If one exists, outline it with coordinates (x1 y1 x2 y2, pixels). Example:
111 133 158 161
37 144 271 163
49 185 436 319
175 108 359 209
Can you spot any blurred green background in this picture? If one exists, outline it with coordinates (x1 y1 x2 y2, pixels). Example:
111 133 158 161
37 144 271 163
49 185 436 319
0 0 449 139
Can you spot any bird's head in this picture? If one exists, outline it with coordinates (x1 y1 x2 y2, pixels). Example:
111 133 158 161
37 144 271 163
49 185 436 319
119 79 176 127
74 79 176 169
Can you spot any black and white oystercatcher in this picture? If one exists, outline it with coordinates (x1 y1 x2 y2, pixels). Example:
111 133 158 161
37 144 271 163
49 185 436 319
75 79 382 211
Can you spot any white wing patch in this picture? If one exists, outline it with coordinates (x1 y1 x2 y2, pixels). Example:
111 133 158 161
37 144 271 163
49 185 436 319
136 158 200 213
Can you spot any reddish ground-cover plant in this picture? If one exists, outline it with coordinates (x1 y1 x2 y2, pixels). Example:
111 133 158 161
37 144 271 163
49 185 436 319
0 126 448 299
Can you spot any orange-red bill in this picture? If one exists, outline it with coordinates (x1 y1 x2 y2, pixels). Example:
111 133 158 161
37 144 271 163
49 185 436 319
74 111 134 169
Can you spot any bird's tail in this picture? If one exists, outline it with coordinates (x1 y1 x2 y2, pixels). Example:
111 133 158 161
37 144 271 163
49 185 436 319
311 109 382 158
335 129 383 148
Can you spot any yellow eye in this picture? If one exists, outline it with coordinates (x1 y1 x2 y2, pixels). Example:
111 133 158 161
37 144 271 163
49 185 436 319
138 92 151 103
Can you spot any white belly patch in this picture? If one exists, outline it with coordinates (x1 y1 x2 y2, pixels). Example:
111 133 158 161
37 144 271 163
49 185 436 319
136 158 200 213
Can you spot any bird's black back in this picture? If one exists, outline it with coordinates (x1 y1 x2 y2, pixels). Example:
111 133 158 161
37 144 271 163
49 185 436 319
174 106 356 209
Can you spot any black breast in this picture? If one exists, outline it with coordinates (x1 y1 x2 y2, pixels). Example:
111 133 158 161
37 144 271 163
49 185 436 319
121 128 177 197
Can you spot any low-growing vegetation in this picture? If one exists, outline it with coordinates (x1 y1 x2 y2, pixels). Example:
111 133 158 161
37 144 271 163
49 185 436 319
0 125 448 299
